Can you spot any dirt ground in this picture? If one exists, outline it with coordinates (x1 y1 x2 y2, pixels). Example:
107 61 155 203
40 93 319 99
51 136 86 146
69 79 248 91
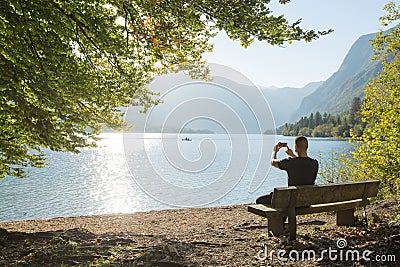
0 199 399 266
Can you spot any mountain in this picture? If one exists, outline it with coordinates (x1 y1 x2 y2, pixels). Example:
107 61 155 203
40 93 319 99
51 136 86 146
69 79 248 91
123 73 276 134
260 81 323 127
290 32 383 121
121 71 321 133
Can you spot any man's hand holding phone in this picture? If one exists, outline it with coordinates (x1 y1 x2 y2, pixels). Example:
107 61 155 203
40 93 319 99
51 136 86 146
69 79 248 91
274 142 297 158
274 142 287 152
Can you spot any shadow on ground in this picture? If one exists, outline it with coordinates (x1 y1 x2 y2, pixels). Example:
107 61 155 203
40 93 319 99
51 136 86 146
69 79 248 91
0 228 196 266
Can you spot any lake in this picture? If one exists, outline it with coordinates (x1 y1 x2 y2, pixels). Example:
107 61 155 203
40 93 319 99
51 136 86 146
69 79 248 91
0 134 352 222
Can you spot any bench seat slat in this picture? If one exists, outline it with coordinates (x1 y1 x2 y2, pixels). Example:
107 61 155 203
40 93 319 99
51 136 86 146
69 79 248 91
248 198 369 218
295 199 369 215
247 204 281 217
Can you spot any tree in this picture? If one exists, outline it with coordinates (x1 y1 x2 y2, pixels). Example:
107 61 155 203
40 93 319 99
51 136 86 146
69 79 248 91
298 127 311 136
349 97 361 124
308 113 315 128
0 0 332 178
352 124 363 137
327 114 336 126
315 111 323 126
350 97 361 112
350 1 400 198
336 114 341 125
312 124 331 137
323 112 328 123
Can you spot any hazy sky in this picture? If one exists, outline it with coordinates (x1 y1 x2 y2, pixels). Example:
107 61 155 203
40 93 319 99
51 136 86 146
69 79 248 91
204 0 390 88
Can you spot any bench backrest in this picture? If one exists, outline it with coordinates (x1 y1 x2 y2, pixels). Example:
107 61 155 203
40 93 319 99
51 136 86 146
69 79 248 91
271 180 380 209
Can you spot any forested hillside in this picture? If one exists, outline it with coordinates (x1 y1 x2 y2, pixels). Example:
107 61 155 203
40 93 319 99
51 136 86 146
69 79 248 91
278 97 364 137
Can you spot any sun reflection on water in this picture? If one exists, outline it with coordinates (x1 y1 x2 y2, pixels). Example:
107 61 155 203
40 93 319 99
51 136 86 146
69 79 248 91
84 133 146 214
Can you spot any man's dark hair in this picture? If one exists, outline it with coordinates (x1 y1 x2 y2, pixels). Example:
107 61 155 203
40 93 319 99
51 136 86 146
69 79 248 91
295 136 308 151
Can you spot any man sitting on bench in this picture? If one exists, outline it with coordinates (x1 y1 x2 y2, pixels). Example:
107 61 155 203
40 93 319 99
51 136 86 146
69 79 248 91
256 136 319 205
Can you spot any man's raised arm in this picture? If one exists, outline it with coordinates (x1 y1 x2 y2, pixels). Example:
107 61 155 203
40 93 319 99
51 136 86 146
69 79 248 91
271 143 281 168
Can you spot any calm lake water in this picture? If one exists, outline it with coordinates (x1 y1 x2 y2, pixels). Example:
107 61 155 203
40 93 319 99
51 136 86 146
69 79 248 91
0 134 352 222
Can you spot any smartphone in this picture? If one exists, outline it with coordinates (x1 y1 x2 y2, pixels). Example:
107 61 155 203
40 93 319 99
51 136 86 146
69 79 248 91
280 142 288 147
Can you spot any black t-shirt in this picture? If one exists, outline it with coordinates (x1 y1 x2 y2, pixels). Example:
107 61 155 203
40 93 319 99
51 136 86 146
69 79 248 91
278 157 319 186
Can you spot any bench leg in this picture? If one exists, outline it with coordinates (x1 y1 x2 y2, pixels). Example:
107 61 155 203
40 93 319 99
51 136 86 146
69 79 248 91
288 214 297 240
337 208 355 226
268 215 284 236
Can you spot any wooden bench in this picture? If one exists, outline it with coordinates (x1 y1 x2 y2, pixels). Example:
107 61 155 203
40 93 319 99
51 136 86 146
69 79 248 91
248 180 380 240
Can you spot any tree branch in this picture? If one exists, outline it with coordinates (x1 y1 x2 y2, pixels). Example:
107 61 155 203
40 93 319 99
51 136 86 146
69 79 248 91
17 0 46 72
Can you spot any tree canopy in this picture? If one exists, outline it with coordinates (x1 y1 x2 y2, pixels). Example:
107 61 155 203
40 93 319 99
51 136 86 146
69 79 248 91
350 1 400 198
0 0 332 178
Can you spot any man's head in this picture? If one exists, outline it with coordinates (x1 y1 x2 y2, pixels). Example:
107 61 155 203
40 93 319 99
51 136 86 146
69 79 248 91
294 136 308 154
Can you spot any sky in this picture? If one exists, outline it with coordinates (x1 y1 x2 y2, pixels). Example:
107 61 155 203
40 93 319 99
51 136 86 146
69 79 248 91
204 0 390 88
